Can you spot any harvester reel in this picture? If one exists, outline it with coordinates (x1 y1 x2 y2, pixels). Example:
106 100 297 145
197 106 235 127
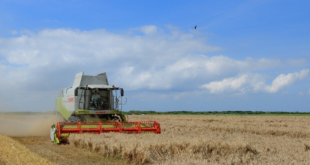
53 121 161 143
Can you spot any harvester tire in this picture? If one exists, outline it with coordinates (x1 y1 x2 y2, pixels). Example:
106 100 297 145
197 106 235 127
68 116 80 122
112 115 122 122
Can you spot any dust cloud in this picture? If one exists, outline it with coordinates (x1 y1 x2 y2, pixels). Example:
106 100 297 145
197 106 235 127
0 115 65 137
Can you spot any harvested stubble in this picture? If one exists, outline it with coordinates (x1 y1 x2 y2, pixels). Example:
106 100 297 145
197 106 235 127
69 115 310 164
0 134 55 165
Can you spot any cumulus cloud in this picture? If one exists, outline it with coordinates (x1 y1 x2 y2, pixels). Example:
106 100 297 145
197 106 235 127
115 55 303 91
201 69 309 94
0 27 293 92
201 74 254 94
259 69 309 93
0 26 308 111
140 25 157 35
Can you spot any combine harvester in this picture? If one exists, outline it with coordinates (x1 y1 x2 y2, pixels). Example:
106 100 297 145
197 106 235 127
50 72 161 143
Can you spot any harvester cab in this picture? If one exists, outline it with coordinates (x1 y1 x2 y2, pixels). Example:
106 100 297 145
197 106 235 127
56 72 127 122
51 72 161 143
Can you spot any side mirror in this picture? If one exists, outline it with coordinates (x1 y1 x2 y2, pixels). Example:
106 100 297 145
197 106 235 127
121 89 124 96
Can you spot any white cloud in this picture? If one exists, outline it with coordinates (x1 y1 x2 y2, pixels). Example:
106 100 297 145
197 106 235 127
115 55 301 90
201 74 250 94
140 25 157 35
201 69 309 94
261 69 309 93
11 30 18 35
0 27 291 92
0 26 308 111
308 89 310 94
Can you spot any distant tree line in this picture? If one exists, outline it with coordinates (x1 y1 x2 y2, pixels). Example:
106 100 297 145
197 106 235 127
124 110 310 115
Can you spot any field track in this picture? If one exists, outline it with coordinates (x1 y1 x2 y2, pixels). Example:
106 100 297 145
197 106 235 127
0 115 123 165
12 136 122 165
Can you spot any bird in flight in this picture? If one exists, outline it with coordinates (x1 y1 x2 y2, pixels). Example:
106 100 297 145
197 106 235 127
194 25 197 29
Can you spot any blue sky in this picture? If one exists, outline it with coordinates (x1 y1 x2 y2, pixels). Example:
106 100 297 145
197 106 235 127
0 0 309 112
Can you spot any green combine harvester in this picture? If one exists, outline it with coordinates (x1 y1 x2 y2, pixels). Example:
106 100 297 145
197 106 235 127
50 72 161 143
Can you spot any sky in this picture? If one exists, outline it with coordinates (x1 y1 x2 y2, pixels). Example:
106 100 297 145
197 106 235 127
0 0 309 112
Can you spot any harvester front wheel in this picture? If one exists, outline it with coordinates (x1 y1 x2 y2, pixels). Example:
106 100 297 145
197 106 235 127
68 116 81 122
112 115 122 122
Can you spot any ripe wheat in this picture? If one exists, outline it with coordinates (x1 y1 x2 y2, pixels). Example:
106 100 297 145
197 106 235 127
69 115 310 164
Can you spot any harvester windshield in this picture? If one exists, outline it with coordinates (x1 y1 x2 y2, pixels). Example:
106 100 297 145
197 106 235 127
75 87 125 111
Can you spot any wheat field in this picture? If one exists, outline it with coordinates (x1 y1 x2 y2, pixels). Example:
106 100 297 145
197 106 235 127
0 114 123 165
0 133 55 165
69 115 310 165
